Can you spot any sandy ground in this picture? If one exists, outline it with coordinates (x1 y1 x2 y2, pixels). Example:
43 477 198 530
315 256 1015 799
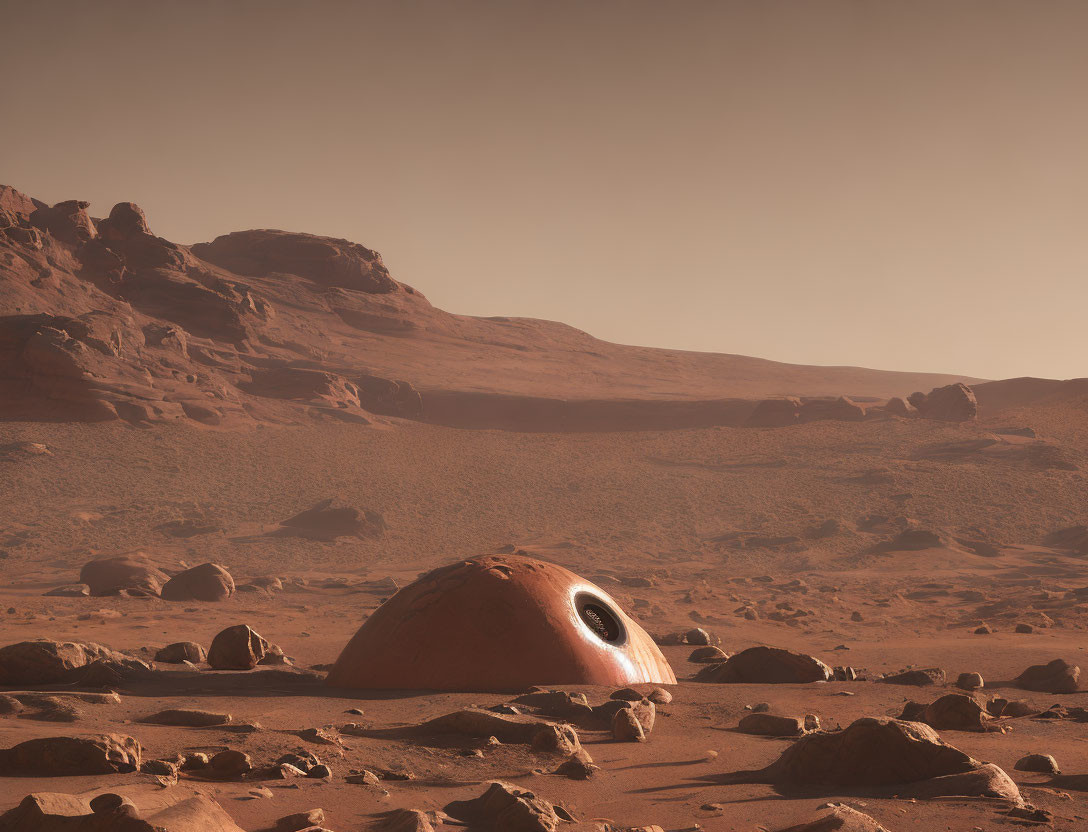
2 402 1088 831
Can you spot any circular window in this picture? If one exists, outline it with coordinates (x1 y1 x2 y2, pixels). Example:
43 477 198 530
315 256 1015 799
575 592 625 644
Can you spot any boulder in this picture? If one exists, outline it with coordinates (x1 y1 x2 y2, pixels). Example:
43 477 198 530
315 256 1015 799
738 713 806 737
445 781 560 832
43 584 90 597
1015 753 1060 774
907 383 978 422
155 641 207 664
373 808 440 832
740 718 1009 794
894 763 1021 801
275 498 386 541
0 790 245 832
647 687 673 705
689 646 729 663
80 553 169 596
355 374 424 417
798 397 866 423
0 734 141 776
1015 659 1080 694
346 708 580 750
553 750 598 780
140 709 232 727
922 693 991 731
161 563 235 602
880 667 945 687
209 749 252 779
883 397 916 418
873 529 944 553
695 646 832 684
612 708 645 742
684 627 714 645
776 805 891 831
956 672 984 691
745 398 801 427
207 625 269 670
97 201 153 241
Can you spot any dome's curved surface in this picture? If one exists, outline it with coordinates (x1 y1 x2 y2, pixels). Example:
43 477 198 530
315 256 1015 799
325 555 676 690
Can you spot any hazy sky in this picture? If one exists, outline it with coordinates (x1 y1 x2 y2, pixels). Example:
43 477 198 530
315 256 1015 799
4 1 1087 380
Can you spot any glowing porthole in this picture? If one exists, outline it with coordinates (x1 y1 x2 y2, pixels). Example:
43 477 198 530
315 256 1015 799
575 592 625 645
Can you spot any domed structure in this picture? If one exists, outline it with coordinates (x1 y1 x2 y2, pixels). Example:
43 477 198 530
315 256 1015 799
325 555 676 691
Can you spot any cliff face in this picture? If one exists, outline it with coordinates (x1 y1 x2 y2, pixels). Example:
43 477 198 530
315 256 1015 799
1 184 987 429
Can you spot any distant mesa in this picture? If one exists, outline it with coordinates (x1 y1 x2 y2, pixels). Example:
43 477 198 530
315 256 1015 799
325 554 676 690
6 181 1083 432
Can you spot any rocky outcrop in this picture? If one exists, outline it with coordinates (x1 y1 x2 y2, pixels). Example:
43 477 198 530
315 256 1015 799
695 646 832 684
907 383 978 422
356 373 424 417
0 312 147 422
1044 525 1088 555
30 200 97 246
242 367 365 412
192 229 402 294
